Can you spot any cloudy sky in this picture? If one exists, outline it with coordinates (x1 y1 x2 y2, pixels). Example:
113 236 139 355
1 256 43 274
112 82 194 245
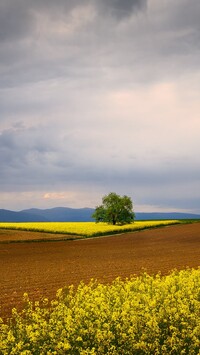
0 0 200 213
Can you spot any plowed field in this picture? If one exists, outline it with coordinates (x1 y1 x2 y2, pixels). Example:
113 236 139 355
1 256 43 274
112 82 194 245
0 223 200 320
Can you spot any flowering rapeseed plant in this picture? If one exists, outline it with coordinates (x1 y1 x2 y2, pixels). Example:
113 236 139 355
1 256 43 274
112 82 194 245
0 220 180 237
0 268 200 354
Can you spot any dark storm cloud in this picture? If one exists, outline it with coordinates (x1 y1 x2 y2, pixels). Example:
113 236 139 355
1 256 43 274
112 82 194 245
96 0 147 18
105 0 146 11
0 122 199 192
0 125 55 170
0 1 34 42
0 122 97 190
0 0 146 43
0 0 199 90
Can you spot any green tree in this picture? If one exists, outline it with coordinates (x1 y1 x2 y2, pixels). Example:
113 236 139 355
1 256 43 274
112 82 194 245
92 192 135 225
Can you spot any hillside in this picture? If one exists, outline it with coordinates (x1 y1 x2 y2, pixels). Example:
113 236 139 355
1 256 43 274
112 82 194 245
0 208 200 222
135 212 200 220
22 207 95 222
0 209 48 222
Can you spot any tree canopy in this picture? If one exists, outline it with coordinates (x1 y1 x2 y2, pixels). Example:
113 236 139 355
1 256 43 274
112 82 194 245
92 192 135 225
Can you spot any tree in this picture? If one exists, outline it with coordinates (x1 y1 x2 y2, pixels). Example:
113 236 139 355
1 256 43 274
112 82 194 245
92 192 135 225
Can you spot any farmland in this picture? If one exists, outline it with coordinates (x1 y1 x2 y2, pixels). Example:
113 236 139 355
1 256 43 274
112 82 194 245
0 220 181 239
0 221 200 354
1 268 200 354
0 222 200 320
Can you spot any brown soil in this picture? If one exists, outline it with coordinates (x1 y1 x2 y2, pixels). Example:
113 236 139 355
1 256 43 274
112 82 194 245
0 223 199 320
0 229 82 242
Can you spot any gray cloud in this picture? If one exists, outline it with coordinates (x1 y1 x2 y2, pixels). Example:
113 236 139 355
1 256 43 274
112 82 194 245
1 0 199 89
96 0 147 18
0 0 146 44
0 0 200 212
0 1 34 42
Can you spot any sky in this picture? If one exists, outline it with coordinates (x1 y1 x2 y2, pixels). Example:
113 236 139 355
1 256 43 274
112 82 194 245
0 0 200 213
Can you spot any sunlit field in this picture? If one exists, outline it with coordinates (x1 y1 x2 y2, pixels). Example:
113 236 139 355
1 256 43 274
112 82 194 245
0 220 181 237
1 268 200 354
0 222 200 354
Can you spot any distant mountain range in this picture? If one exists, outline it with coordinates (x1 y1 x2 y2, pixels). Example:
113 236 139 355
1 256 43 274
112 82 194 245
0 208 94 222
135 212 200 220
0 208 200 222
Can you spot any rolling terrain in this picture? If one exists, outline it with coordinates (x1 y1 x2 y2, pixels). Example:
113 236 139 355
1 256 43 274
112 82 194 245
1 207 200 222
0 222 199 320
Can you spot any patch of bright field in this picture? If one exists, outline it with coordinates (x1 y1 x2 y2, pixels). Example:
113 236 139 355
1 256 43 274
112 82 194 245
0 220 180 237
1 269 200 354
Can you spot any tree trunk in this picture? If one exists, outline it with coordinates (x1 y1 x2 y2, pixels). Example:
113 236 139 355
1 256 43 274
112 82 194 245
112 217 116 225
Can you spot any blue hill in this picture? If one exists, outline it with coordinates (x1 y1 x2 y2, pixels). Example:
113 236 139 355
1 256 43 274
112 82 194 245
0 208 200 222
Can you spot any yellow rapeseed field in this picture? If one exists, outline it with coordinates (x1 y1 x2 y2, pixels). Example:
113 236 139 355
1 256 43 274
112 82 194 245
0 268 200 354
0 220 180 237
